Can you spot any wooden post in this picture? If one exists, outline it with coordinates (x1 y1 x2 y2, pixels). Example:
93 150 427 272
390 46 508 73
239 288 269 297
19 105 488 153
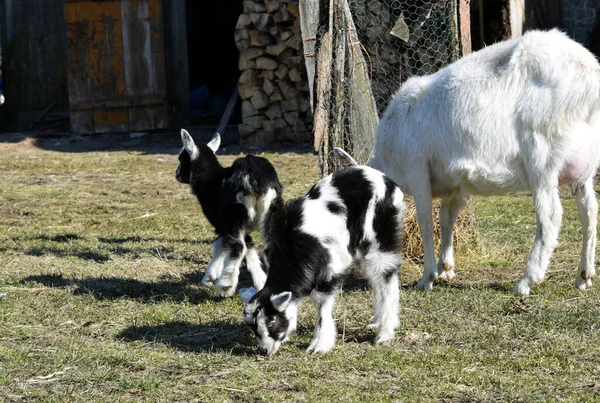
458 0 472 56
299 0 321 110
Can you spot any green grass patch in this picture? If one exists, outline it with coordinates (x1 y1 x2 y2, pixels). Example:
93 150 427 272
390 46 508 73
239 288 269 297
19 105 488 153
0 134 599 402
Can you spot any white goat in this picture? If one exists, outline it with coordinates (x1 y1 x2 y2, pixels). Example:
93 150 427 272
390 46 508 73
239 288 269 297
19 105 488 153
370 29 600 295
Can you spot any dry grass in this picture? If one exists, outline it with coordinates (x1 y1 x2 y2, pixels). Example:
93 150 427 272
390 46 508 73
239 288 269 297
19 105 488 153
0 132 599 402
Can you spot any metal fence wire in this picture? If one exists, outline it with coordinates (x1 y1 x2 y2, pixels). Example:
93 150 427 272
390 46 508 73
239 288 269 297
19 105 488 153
309 0 461 174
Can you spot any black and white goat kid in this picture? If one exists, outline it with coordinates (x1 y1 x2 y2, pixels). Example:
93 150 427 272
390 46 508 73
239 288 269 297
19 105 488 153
176 129 282 297
240 155 404 355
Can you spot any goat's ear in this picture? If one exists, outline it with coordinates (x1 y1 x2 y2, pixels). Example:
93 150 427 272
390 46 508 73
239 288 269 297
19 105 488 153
207 132 221 153
180 129 198 156
239 287 257 303
332 147 358 168
270 291 292 312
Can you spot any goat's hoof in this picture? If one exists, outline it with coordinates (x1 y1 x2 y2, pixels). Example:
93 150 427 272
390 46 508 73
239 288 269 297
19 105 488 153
215 286 236 298
374 332 395 344
575 276 593 290
415 279 433 291
512 280 531 296
200 278 216 287
438 268 456 281
307 340 335 354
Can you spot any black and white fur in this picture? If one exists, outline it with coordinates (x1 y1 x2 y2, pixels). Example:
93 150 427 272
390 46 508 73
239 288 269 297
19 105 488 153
240 161 405 355
176 129 283 297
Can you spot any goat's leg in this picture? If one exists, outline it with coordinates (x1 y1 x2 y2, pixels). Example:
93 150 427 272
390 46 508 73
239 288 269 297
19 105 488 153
361 253 400 341
575 178 597 289
244 235 267 290
513 185 562 295
437 194 467 281
201 236 226 286
215 234 247 297
412 184 438 291
307 290 338 354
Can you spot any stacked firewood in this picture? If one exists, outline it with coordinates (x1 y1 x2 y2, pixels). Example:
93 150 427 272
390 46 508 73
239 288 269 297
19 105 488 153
235 0 312 145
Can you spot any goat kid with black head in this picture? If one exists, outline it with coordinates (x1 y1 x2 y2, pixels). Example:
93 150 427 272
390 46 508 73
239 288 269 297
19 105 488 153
176 129 283 297
240 149 404 356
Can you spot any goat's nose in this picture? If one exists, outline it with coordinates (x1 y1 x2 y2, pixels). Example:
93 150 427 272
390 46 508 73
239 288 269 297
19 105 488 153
258 346 268 356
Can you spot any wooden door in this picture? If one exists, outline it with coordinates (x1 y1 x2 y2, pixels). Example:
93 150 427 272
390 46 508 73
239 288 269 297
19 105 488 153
65 0 168 134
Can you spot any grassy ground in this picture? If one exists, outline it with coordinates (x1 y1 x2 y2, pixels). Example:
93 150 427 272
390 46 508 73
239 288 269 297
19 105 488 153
0 133 599 402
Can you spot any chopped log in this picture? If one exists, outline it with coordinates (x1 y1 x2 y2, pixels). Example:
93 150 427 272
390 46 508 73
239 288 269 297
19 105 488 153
281 98 299 112
283 55 303 67
260 70 276 80
269 26 280 37
236 39 250 51
239 69 258 85
285 33 302 50
266 42 289 56
288 67 301 82
241 47 263 60
265 103 282 119
288 2 300 17
280 30 293 41
235 29 250 42
250 91 270 110
263 78 276 95
264 0 280 13
269 91 284 101
236 14 252 29
250 31 275 46
256 56 279 70
275 64 288 79
242 100 259 117
250 13 270 31
244 1 266 13
239 56 256 70
238 83 255 100
273 8 290 23
284 111 299 126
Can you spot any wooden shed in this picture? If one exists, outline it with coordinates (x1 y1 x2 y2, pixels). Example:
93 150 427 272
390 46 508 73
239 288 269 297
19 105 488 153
0 0 197 134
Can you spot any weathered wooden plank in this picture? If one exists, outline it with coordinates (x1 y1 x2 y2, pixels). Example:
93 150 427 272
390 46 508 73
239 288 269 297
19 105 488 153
129 106 155 131
70 110 95 134
1 0 69 123
163 0 190 127
122 0 155 96
66 0 170 134
298 0 320 110
93 109 129 133
458 0 471 56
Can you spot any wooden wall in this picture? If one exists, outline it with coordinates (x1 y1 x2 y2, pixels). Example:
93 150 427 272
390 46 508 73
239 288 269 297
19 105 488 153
0 0 69 127
65 0 169 134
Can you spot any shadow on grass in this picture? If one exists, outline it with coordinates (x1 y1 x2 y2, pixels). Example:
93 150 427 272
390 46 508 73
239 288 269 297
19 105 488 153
116 321 255 355
6 233 211 265
0 131 315 156
19 272 244 303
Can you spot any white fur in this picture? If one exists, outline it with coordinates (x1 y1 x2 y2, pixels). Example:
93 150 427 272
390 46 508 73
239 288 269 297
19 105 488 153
370 29 600 294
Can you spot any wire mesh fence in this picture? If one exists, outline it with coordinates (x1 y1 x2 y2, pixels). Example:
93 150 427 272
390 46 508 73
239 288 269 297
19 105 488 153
349 0 459 114
310 0 461 173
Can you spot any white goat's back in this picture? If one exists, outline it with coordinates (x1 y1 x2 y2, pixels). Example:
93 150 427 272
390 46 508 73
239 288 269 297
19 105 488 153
372 29 600 197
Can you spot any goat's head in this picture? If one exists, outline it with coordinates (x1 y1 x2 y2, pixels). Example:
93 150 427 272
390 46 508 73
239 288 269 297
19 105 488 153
240 287 297 356
175 129 221 184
